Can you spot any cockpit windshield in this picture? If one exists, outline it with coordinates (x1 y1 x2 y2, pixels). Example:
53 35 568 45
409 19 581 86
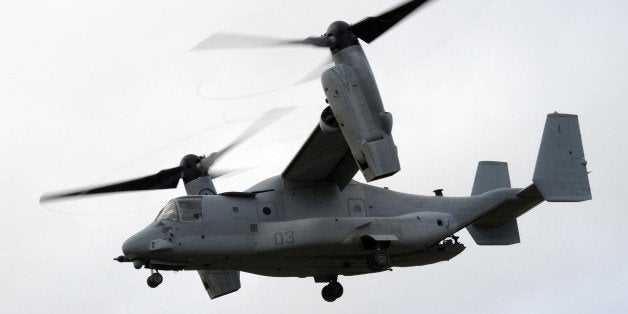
178 198 202 222
155 200 178 221
155 197 203 222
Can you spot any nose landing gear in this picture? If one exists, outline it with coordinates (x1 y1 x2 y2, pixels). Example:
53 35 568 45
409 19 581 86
147 270 163 288
321 280 343 302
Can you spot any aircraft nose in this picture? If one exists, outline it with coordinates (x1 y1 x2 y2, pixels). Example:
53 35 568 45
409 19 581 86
122 232 149 260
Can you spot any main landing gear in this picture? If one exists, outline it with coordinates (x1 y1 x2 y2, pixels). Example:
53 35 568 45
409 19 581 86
367 248 390 271
360 236 392 272
321 280 343 302
147 270 163 288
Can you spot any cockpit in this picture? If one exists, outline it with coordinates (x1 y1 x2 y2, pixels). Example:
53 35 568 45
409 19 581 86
155 196 203 222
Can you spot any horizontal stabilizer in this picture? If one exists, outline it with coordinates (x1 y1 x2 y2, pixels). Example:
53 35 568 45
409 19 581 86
533 113 591 201
471 161 511 196
467 219 520 245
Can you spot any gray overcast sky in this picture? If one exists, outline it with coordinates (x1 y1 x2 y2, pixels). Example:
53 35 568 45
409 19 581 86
2 0 627 313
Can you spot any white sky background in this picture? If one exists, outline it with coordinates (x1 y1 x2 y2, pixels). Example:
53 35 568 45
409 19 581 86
1 0 627 313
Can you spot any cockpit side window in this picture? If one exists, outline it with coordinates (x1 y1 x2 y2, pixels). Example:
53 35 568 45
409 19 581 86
155 201 178 221
178 198 202 222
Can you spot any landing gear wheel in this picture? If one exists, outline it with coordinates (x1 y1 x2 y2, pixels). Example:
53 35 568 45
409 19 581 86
367 249 390 271
147 272 163 288
321 285 335 302
328 281 343 298
321 281 343 302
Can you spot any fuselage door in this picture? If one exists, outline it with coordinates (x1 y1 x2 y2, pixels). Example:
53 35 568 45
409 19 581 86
347 199 367 217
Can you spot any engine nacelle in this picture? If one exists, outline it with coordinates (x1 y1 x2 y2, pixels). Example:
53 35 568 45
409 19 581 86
321 64 400 181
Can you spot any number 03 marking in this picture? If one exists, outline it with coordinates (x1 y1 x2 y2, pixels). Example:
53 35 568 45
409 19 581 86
274 231 295 245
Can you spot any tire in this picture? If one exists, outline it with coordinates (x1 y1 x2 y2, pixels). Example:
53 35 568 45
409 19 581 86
321 285 336 302
328 282 343 298
151 273 163 285
367 255 382 271
147 277 158 288
147 273 163 288
373 250 390 268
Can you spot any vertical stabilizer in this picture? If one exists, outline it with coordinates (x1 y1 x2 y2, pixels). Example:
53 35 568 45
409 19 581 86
471 161 511 196
533 113 591 201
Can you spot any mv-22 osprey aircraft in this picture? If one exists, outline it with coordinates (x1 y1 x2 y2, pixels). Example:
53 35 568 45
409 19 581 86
41 0 592 302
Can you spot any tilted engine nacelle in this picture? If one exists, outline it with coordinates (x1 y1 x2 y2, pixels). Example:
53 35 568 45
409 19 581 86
321 64 400 181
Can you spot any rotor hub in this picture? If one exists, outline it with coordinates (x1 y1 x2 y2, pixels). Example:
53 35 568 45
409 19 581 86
326 21 358 53
180 154 204 183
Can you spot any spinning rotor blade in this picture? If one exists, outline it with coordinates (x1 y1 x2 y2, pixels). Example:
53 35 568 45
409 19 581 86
293 56 334 86
192 1 435 54
197 106 295 172
191 32 331 50
40 166 183 202
209 166 258 179
351 0 434 43
39 166 248 203
40 107 294 203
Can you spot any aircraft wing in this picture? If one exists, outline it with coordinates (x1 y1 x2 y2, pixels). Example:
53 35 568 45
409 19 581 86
282 125 358 190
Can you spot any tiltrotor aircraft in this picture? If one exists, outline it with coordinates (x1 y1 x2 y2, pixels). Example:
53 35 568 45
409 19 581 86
41 0 592 302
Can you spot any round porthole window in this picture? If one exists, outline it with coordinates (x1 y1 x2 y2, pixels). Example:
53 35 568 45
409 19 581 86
353 204 362 214
262 207 272 215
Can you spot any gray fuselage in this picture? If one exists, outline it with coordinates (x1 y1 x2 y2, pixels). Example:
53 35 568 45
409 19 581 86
123 176 524 278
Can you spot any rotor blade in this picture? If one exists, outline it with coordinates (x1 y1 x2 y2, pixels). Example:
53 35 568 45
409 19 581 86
191 32 330 50
351 0 434 43
209 166 258 179
293 55 334 86
197 106 295 172
300 36 333 48
40 166 182 203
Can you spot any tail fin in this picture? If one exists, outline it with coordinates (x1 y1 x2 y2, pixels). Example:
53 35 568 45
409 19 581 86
468 161 519 245
471 161 511 196
467 113 591 246
533 113 592 201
